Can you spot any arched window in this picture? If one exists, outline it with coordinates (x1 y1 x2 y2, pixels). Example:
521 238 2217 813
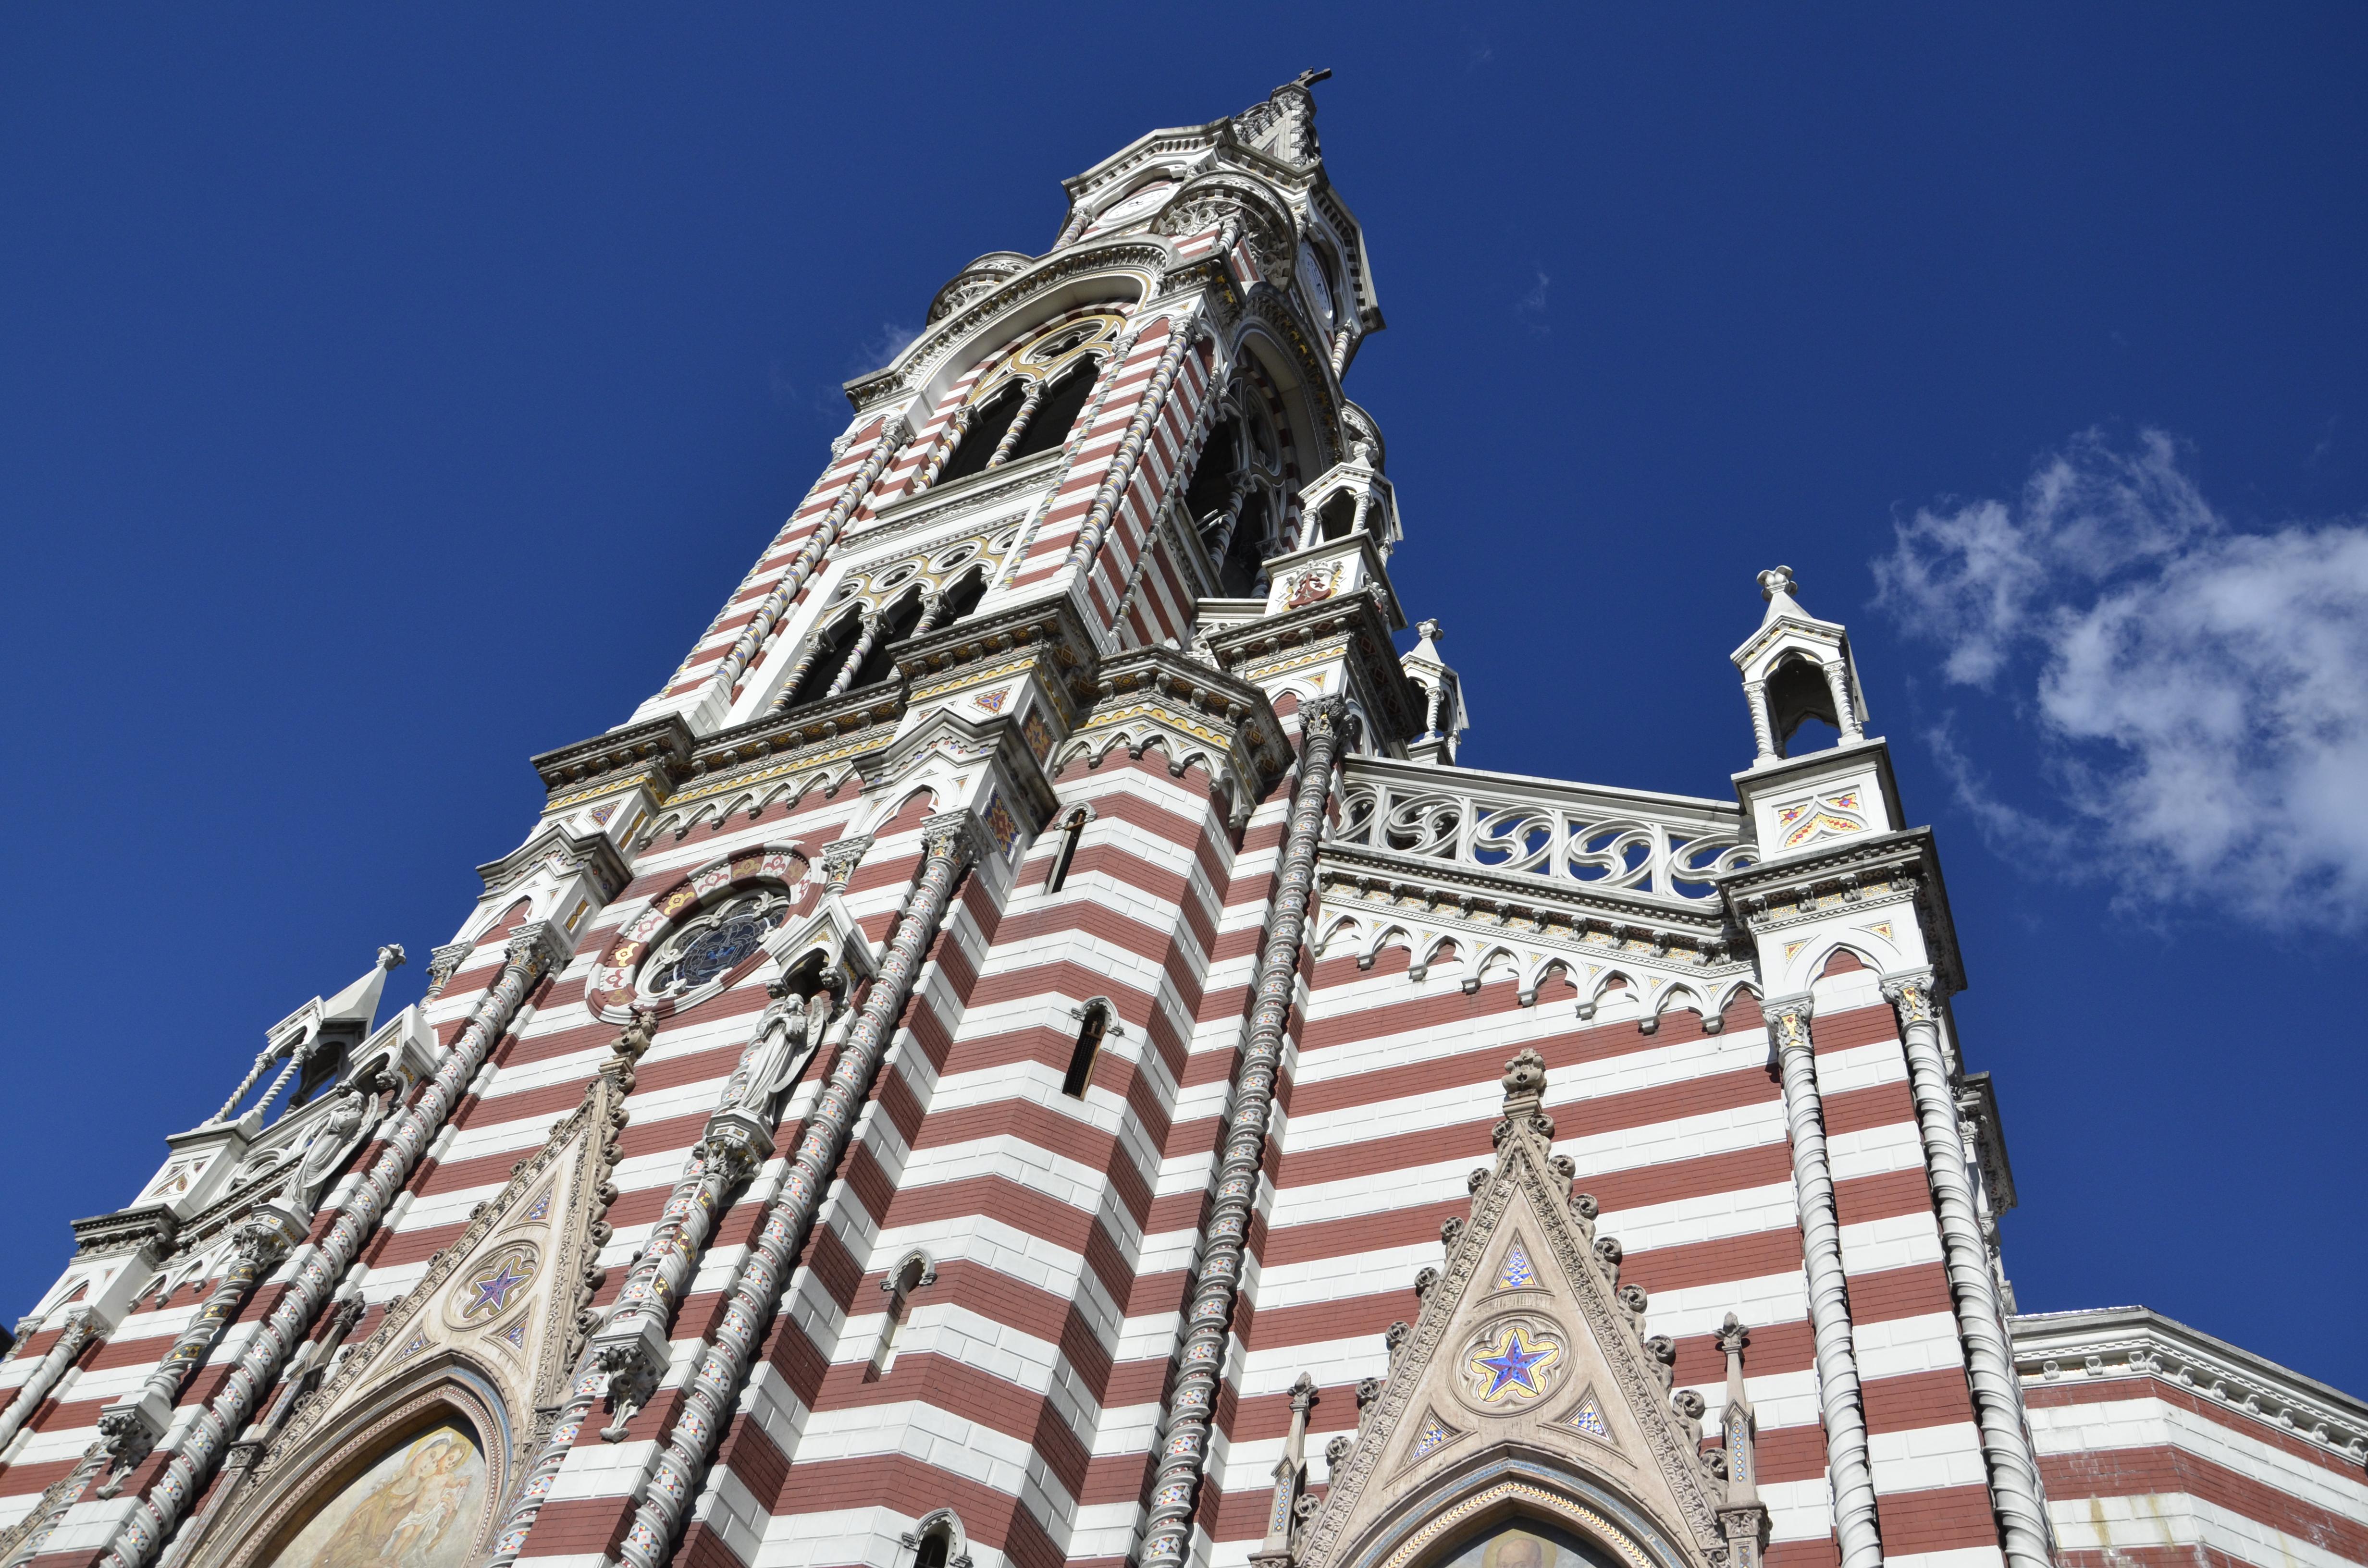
1187 381 1288 596
1763 653 1840 757
1220 490 1275 597
843 590 928 693
777 609 863 711
1045 807 1088 892
1062 1005 1109 1098
1004 361 1098 465
1317 490 1357 542
937 381 1028 488
913 1532 949 1568
933 568 988 628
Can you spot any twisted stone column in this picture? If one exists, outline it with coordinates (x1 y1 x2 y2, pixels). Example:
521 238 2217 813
610 815 985 1568
822 612 886 702
995 331 1142 589
709 415 912 706
212 1047 277 1124
1066 316 1205 574
1767 996 1883 1568
483 993 829 1564
1744 680 1777 762
93 1208 303 1494
984 380 1046 468
1139 698 1349 1568
1884 974 2053 1568
1823 661 1863 742
904 405 976 496
86 926 561 1568
0 1309 98 1455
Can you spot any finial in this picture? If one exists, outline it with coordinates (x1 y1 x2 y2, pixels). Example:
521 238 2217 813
1501 1047 1547 1103
1295 67 1333 89
1757 565 1798 602
1416 618 1443 645
377 943 407 971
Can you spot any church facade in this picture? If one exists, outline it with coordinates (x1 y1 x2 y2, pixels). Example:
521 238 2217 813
1 83 2361 1568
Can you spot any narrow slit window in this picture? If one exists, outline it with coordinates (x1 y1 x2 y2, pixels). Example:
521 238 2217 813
1062 1008 1107 1099
1045 808 1088 892
869 1256 929 1380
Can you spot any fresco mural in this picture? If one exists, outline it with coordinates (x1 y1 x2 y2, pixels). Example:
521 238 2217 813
1437 1519 1617 1568
269 1420 487 1568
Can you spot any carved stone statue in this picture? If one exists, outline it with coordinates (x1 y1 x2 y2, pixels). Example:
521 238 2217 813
290 1083 380 1210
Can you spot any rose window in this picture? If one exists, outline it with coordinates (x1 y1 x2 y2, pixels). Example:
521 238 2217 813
638 890 791 1000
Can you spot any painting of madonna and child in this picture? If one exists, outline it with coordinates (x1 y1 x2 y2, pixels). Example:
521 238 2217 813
268 1421 489 1568
1435 1519 1627 1568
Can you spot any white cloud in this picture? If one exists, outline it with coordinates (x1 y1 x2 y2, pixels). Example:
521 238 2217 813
851 320 920 375
1516 269 1550 335
1873 429 2368 926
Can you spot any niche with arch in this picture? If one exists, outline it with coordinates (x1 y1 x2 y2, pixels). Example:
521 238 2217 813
198 1372 514 1568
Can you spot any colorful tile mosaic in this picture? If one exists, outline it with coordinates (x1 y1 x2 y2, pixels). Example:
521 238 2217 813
1565 1395 1609 1439
972 686 1011 714
984 790 1020 858
1465 1322 1563 1406
1409 1410 1459 1461
1494 1241 1537 1290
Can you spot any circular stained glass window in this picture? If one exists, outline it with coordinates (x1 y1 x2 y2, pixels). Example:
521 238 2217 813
638 889 792 1000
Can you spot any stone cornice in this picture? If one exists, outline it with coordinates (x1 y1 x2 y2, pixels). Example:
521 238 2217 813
847 446 1064 545
1318 843 1745 963
1716 826 1965 992
1070 644 1291 808
476 821 631 905
668 687 905 799
893 593 1100 709
69 1205 177 1260
531 715 697 800
2010 1305 2368 1459
1203 587 1425 746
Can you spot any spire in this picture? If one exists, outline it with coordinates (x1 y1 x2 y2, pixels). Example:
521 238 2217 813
1235 69 1331 167
320 943 406 1028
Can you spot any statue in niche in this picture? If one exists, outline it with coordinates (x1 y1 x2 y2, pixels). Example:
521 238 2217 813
288 1080 382 1212
268 1421 486 1568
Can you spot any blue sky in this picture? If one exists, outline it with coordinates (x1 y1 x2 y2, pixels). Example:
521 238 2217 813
4 7 2362 1389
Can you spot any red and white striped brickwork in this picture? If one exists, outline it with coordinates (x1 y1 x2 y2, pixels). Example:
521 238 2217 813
5 81 2361 1568
2010 1309 2368 1568
1211 949 1999 1568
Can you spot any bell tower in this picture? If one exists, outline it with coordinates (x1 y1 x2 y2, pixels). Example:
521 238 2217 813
6 77 2356 1568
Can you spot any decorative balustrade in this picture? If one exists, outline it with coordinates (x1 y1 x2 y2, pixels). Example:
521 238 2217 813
1332 758 1756 904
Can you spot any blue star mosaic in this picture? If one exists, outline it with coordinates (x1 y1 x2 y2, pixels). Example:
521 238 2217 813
1468 1324 1561 1403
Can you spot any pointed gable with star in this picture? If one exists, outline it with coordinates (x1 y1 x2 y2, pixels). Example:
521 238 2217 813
1294 1051 1768 1568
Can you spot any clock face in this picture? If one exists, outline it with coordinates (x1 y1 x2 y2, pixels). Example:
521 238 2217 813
1085 179 1176 235
1298 245 1335 331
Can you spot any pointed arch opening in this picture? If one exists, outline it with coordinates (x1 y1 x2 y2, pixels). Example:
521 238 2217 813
1763 652 1839 757
937 381 1028 487
1004 360 1098 465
